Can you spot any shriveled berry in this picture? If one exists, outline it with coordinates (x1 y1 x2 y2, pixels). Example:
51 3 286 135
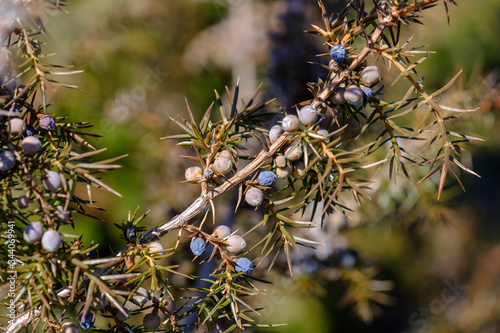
213 156 233 174
212 225 231 239
360 66 380 85
8 118 25 135
39 114 55 130
274 155 287 168
43 171 62 192
362 86 373 100
281 115 300 132
42 230 62 252
330 87 346 105
284 144 303 161
245 187 264 206
0 151 16 170
21 136 42 155
143 312 161 331
190 237 206 256
269 125 284 143
225 235 246 253
298 105 318 126
344 85 364 109
133 287 149 306
235 257 254 274
23 222 43 243
276 165 292 178
61 322 79 333
185 166 202 182
258 171 277 187
330 44 347 63
17 195 30 209
203 167 214 180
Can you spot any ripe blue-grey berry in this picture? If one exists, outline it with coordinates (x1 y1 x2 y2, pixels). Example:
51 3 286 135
269 125 284 143
360 65 380 85
43 171 62 192
298 105 318 126
61 322 80 333
0 151 16 170
331 87 346 105
8 118 24 135
143 312 161 331
21 136 42 155
203 167 214 180
23 222 43 243
213 156 233 174
281 115 300 132
42 230 62 252
235 257 254 274
80 311 95 330
362 86 373 100
39 114 55 130
245 187 264 206
344 85 364 109
330 44 347 63
258 170 277 187
190 237 206 256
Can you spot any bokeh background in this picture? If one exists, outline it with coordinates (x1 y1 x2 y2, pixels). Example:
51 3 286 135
39 0 500 332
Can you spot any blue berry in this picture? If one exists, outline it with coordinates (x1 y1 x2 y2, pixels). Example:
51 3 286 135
190 237 206 256
235 257 254 274
362 86 373 100
258 171 277 187
79 311 95 330
330 44 347 63
39 114 55 130
22 125 36 138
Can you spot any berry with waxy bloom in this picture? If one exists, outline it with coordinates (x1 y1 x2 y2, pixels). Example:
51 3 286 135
190 237 206 256
281 115 300 132
212 225 231 239
276 165 292 178
362 86 373 100
147 241 164 253
245 187 264 206
225 235 246 253
61 322 79 333
185 166 202 182
284 144 303 161
39 114 55 130
42 230 62 252
18 195 30 209
330 44 347 63
143 313 161 331
23 222 43 243
0 151 16 170
274 155 287 168
269 125 284 143
258 170 277 186
235 257 254 274
43 171 62 192
316 128 329 141
22 124 36 138
331 87 346 105
203 167 214 180
298 105 318 126
8 118 24 135
344 85 364 109
360 65 380 85
55 205 69 222
21 136 42 155
213 156 233 174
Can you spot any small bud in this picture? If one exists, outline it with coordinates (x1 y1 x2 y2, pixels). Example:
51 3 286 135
269 125 284 143
276 165 292 178
213 156 233 174
185 166 202 182
344 85 364 109
43 171 62 192
42 230 62 252
245 187 264 206
212 225 231 239
360 66 380 85
258 170 277 187
133 287 149 306
235 257 254 274
22 136 42 155
190 237 206 256
39 114 55 130
8 118 25 135
298 105 318 126
0 151 15 170
330 44 347 63
23 222 43 243
281 115 300 132
284 144 303 161
330 87 346 105
143 312 161 331
225 235 246 253
274 155 287 168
